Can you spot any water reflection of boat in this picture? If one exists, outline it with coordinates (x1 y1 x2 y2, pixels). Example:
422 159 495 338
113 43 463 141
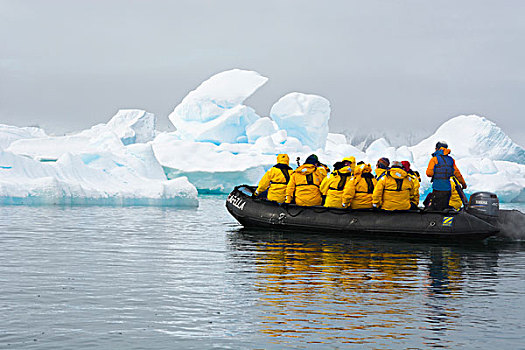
227 229 501 347
226 185 500 240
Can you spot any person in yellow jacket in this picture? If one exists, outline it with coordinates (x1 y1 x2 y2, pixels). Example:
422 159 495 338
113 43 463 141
372 161 419 211
254 154 293 203
342 163 377 209
286 154 326 206
401 160 421 206
375 157 390 179
320 162 352 208
342 156 356 174
449 176 464 210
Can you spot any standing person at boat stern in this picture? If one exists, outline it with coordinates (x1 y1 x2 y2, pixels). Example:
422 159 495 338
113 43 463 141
426 141 467 211
286 154 326 206
254 154 294 203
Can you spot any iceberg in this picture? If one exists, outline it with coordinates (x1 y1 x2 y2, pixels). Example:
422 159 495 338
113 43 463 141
1 110 198 206
0 149 198 206
410 115 525 165
168 69 268 144
0 124 47 149
105 109 156 145
7 109 155 160
152 132 273 193
270 92 331 151
246 117 279 143
454 159 525 203
1 69 524 205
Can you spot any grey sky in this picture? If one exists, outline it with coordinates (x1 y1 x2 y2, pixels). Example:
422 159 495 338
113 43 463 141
1 0 524 145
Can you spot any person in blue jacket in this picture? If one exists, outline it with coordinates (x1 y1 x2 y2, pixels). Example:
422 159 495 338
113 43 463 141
426 141 467 211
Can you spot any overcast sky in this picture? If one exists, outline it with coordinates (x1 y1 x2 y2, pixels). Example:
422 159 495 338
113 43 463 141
1 0 524 145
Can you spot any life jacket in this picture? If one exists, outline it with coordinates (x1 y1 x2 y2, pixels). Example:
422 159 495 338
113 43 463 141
372 167 417 210
342 164 377 209
449 177 463 209
286 164 324 206
355 173 375 194
375 167 388 180
432 150 454 191
322 166 352 208
329 172 352 191
271 163 292 185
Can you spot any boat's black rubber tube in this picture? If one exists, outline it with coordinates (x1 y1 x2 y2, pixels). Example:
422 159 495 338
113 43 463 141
226 185 499 240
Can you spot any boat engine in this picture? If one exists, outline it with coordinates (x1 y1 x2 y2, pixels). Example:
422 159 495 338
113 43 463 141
467 192 499 221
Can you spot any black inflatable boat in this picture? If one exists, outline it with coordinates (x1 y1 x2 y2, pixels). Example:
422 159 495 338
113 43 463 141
226 185 502 240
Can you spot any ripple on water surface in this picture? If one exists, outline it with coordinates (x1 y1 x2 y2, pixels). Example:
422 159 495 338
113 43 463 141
0 197 524 349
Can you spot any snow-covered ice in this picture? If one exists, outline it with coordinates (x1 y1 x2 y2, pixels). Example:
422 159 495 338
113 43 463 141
1 110 198 207
0 124 47 149
410 115 525 164
1 69 524 205
168 69 268 144
0 148 198 206
7 109 156 160
270 92 331 151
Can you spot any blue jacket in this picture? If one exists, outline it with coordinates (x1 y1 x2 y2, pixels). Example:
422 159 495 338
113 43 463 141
429 149 455 191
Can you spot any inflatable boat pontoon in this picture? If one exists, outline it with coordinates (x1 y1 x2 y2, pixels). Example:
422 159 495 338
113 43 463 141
226 185 502 240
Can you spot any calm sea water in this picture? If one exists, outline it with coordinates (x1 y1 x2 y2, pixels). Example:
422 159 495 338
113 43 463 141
1 197 524 349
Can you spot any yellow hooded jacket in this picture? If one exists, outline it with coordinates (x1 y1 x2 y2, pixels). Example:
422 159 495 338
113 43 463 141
449 176 463 210
342 156 356 173
286 164 325 206
342 163 377 209
320 166 353 208
372 167 418 210
255 154 293 203
375 167 388 179
407 172 421 205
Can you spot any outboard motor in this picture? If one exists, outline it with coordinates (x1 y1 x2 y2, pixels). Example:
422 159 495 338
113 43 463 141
467 192 499 223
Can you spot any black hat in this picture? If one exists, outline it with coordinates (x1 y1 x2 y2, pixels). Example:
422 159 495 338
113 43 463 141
435 141 448 149
304 154 319 165
332 161 344 171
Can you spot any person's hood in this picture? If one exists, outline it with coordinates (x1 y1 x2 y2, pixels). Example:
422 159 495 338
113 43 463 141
401 161 411 172
376 157 390 169
332 161 345 171
338 166 352 175
342 156 356 164
342 156 356 171
432 147 451 157
277 154 289 165
388 167 408 179
353 163 372 181
304 154 319 165
295 164 317 175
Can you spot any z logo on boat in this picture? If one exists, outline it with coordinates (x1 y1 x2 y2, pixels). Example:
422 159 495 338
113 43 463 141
227 194 246 210
442 216 454 227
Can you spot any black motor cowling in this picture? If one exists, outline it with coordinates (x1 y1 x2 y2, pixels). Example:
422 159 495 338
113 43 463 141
467 192 499 220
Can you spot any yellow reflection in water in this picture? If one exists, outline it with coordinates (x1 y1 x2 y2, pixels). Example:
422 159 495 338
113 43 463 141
238 234 464 346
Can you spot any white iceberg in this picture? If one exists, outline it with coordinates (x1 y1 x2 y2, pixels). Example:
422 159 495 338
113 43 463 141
410 115 525 165
0 149 198 206
7 109 155 160
0 124 47 149
168 69 268 144
152 132 272 193
106 109 156 145
1 110 198 206
270 92 331 151
246 117 279 143
1 69 524 205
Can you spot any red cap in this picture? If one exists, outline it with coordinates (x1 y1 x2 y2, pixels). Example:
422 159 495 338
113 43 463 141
401 161 411 172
